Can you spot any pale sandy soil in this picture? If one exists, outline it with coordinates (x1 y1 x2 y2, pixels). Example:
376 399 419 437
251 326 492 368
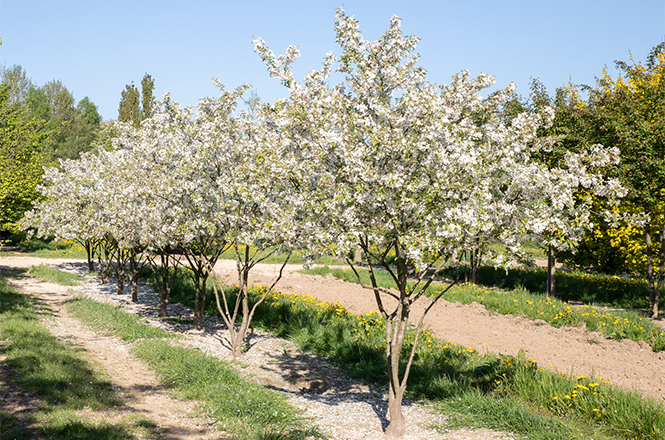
1 255 664 439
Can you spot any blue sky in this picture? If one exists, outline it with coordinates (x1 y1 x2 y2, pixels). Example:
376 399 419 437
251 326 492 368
1 0 663 121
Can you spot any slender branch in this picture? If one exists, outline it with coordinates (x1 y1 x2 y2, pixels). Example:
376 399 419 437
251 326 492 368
247 252 292 323
400 279 457 392
408 253 452 306
345 257 396 319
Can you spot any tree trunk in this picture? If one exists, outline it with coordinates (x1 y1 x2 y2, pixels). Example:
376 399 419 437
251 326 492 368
200 277 207 320
152 252 171 318
129 251 138 303
384 311 408 437
546 244 556 298
98 244 110 284
385 393 406 437
654 219 665 318
193 270 202 330
232 272 251 358
115 262 125 295
646 224 656 317
112 247 129 296
85 239 94 273
470 247 480 284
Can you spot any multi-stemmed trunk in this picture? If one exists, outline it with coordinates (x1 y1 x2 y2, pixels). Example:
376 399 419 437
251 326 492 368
96 241 112 284
209 245 290 358
349 236 454 437
183 239 224 330
127 248 145 303
112 247 131 296
384 304 409 437
149 250 174 317
185 253 210 330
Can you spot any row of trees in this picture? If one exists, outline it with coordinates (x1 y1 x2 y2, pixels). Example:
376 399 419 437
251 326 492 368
25 9 626 437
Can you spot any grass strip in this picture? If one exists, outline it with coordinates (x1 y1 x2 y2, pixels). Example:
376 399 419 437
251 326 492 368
65 295 321 440
0 275 154 440
28 263 84 286
66 295 173 342
302 266 665 351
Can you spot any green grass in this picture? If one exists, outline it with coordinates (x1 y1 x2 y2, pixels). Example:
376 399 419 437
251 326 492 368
451 264 657 310
28 264 84 286
66 296 174 342
9 238 90 259
65 295 321 440
0 275 156 440
301 266 665 351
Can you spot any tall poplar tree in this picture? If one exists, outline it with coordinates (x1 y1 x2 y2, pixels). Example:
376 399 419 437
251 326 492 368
118 73 156 126
118 83 140 127
141 73 155 120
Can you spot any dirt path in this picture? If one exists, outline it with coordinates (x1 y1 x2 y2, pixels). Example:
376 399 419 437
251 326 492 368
1 265 219 440
210 259 665 405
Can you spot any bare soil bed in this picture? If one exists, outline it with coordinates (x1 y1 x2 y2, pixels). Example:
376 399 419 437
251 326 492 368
212 259 665 405
1 255 664 439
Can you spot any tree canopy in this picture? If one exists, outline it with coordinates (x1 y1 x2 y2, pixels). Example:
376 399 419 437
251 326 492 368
554 43 665 316
0 83 47 233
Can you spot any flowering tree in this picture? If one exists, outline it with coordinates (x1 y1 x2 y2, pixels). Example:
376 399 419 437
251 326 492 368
23 153 99 272
190 82 308 357
110 96 232 323
255 9 623 437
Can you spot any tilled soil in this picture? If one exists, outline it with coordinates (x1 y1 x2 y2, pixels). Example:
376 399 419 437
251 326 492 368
211 259 665 405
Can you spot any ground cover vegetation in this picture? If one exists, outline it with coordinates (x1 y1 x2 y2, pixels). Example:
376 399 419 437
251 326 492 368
19 8 665 437
27 263 84 286
136 268 664 440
